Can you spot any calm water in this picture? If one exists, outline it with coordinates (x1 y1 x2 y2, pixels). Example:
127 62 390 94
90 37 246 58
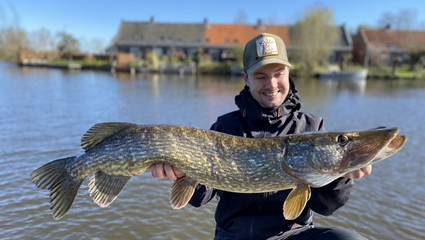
0 62 424 240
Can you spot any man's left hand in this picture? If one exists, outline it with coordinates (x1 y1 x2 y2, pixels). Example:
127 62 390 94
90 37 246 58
343 165 372 179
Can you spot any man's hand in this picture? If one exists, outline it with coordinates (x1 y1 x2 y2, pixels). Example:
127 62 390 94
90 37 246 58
343 165 372 179
150 163 186 180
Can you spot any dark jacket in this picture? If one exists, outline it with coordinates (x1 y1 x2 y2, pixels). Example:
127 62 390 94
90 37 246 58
189 79 353 240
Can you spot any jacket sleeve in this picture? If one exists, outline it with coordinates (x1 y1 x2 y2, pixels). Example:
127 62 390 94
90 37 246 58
308 177 354 216
188 184 217 207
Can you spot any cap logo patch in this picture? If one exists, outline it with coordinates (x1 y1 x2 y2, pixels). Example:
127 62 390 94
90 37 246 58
256 36 279 57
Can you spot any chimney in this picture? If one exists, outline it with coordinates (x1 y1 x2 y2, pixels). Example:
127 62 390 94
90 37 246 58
257 19 265 30
384 24 391 30
203 18 210 29
150 16 155 24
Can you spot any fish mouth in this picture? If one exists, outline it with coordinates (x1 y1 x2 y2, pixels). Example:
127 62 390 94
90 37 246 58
371 133 406 163
339 127 407 172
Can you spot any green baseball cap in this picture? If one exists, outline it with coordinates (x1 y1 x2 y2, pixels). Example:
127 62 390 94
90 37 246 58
243 33 291 75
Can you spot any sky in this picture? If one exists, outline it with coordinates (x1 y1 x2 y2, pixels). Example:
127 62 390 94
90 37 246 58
2 0 425 50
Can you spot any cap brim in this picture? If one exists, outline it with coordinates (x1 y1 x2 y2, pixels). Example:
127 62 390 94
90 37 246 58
246 58 292 75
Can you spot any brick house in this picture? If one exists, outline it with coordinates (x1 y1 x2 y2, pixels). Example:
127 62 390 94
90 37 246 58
352 27 425 66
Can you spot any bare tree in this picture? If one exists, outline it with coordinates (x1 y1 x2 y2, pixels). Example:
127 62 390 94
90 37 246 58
79 37 106 54
87 38 106 54
0 26 30 61
267 13 280 25
377 9 425 72
30 28 55 51
377 9 417 30
0 4 31 61
234 9 248 24
291 6 338 75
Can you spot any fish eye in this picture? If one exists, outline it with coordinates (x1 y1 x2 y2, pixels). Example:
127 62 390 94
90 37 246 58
336 135 349 146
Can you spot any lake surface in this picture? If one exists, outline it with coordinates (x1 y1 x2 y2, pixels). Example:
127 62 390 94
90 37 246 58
0 62 424 240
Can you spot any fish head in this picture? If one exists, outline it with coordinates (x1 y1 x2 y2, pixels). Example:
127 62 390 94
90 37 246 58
282 127 406 187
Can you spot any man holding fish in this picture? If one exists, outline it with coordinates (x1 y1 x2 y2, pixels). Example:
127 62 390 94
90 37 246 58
151 33 370 240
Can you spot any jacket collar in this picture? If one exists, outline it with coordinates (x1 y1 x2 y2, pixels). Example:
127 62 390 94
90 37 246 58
235 77 302 122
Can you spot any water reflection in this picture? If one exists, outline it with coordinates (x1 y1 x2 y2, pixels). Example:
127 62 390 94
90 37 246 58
319 78 367 94
0 62 424 240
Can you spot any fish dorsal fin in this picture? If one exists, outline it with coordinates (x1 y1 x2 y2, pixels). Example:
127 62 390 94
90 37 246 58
81 122 137 152
283 184 311 220
89 171 131 207
170 176 197 209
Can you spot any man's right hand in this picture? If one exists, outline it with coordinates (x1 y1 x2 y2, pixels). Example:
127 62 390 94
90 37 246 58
150 163 186 180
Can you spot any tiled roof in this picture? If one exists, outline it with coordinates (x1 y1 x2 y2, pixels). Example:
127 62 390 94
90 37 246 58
363 29 425 49
204 24 291 46
115 20 205 46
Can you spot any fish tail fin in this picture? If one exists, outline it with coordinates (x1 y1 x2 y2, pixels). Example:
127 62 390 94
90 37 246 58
30 156 83 220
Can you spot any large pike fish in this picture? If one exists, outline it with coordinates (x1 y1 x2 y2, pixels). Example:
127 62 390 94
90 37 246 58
30 123 406 220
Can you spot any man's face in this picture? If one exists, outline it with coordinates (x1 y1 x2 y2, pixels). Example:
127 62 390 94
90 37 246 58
242 63 290 108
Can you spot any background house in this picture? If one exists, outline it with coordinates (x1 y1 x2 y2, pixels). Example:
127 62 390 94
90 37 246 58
203 21 290 62
329 25 353 67
109 17 352 66
352 27 425 67
110 17 205 60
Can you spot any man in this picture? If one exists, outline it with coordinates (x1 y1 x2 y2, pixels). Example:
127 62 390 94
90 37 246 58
151 33 370 239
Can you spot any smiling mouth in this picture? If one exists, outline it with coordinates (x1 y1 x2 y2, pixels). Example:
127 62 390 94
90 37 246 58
263 91 280 96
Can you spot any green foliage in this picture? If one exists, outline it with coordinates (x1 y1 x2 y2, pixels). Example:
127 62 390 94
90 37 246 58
291 6 338 76
49 59 110 67
367 65 425 79
147 50 159 69
232 45 244 69
56 31 80 53
199 61 232 75
82 59 111 66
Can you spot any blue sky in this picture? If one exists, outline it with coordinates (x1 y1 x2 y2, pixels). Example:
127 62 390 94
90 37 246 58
2 0 425 48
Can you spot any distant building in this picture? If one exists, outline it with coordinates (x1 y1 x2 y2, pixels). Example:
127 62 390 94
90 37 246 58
203 20 290 61
352 27 425 66
109 17 352 64
329 25 353 65
110 17 205 60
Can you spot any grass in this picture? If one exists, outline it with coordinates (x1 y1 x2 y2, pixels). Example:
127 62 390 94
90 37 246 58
368 65 425 79
286 63 424 80
49 59 111 66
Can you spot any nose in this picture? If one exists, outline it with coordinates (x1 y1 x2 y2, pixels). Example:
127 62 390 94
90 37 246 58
265 76 278 89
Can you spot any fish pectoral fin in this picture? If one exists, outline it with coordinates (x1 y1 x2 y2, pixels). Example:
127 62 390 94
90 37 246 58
89 171 131 207
283 184 311 220
81 122 138 152
170 176 197 209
